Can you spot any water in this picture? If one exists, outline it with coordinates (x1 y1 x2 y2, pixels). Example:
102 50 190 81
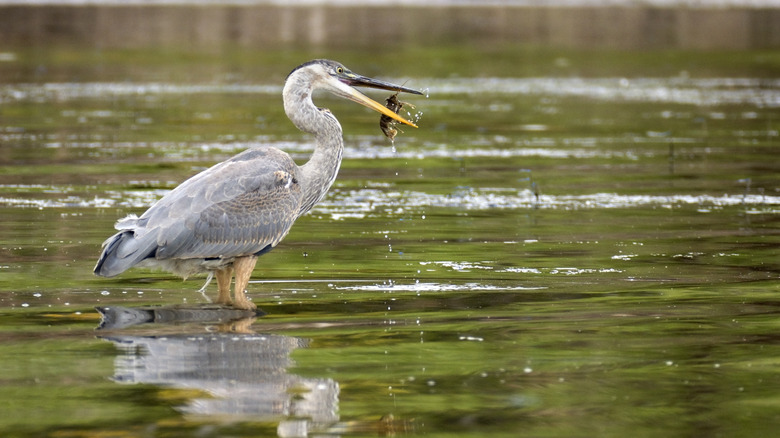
1 5 780 437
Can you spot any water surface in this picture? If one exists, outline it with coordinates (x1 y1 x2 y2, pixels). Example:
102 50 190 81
1 16 779 438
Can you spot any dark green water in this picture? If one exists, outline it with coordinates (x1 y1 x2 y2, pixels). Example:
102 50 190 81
1 32 779 438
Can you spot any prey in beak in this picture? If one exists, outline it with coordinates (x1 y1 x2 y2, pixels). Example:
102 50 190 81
333 66 423 128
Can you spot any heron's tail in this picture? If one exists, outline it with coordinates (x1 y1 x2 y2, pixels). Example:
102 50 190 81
94 228 157 277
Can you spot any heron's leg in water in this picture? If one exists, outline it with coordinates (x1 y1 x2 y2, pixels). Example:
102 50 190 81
232 255 258 310
215 267 234 306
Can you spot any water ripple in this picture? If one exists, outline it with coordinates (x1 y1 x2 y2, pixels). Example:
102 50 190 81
3 185 776 214
0 83 280 104
336 281 543 293
316 188 780 216
3 77 778 107
424 77 780 108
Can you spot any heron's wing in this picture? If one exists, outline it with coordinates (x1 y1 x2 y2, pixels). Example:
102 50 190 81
143 147 303 260
187 169 301 256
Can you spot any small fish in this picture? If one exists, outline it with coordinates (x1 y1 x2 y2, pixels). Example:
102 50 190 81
380 92 415 141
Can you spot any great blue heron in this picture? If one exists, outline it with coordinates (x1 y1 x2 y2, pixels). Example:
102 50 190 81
94 59 422 310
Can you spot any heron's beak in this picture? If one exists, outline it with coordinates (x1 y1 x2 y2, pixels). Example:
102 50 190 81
340 74 423 128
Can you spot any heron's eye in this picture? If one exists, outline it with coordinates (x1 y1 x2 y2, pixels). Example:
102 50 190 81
336 67 344 74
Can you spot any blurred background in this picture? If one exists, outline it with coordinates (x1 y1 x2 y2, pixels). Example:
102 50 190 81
2 0 779 83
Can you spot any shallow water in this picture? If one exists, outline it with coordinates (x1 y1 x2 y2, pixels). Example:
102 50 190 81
1 22 780 438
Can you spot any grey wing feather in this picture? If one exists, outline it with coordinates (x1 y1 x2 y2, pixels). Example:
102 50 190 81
95 147 303 277
141 147 302 260
187 170 301 256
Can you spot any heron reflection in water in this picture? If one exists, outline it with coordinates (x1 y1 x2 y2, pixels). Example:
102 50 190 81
95 59 423 309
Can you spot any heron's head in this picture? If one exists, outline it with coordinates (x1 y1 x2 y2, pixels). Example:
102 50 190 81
288 59 423 128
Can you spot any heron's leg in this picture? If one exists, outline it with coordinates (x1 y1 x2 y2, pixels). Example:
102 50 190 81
232 255 258 310
215 267 234 306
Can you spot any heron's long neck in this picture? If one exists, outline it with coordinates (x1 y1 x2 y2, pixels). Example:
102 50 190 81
284 75 345 216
